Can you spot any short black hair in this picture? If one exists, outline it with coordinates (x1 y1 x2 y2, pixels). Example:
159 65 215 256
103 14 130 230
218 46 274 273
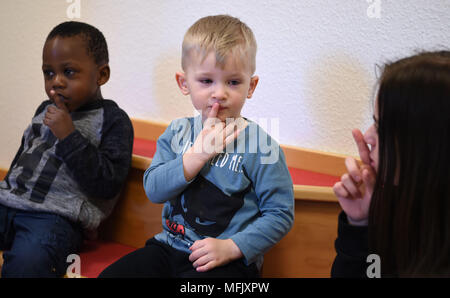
46 21 109 65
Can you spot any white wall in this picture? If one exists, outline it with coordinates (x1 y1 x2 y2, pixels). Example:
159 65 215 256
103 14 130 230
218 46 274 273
1 0 449 168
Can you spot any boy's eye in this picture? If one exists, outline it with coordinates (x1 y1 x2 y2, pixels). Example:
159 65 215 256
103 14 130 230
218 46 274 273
43 70 54 78
199 79 213 84
229 80 241 86
64 69 76 76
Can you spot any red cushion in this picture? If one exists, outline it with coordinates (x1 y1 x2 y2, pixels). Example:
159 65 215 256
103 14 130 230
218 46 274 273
133 138 340 187
288 167 339 187
79 240 136 278
133 138 157 158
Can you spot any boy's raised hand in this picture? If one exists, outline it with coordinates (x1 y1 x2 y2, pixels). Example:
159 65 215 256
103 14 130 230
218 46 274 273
182 103 242 181
332 129 376 226
198 103 241 160
44 90 75 140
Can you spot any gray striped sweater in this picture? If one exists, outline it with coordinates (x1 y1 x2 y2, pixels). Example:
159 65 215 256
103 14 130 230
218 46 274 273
0 99 133 231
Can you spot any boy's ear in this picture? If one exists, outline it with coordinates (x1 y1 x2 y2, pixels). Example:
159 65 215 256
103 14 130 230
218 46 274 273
176 72 190 95
247 76 259 99
97 64 110 86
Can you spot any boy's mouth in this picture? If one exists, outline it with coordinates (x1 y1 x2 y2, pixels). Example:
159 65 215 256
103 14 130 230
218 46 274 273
56 94 69 101
208 105 226 111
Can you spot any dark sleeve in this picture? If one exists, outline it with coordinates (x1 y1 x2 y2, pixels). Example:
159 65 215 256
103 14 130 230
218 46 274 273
55 102 134 200
331 211 369 278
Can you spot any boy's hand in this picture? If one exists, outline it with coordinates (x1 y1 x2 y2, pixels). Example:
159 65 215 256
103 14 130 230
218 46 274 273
189 238 243 272
182 103 242 181
332 129 376 226
44 90 75 140
194 103 241 162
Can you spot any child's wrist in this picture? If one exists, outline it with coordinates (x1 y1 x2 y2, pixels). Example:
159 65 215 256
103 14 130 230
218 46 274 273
185 146 211 164
227 239 243 261
57 127 76 140
182 148 210 181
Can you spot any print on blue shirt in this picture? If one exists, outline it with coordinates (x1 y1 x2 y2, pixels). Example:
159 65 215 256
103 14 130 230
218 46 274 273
172 174 249 237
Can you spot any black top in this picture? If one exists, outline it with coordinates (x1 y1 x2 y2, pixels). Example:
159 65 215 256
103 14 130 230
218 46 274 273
331 211 369 278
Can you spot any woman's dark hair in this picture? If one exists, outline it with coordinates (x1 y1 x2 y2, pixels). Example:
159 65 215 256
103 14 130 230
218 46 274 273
369 51 450 277
46 21 109 66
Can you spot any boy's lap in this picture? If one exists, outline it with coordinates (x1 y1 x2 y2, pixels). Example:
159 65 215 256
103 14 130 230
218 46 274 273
100 237 259 278
0 206 82 277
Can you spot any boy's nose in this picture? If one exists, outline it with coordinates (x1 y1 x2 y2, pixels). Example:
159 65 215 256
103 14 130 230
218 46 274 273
52 74 66 89
212 84 226 100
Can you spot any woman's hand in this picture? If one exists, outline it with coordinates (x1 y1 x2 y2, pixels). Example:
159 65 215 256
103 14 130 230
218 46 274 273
333 129 376 226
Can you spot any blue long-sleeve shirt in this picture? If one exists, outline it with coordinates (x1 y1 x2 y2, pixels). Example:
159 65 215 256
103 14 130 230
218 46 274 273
143 116 294 267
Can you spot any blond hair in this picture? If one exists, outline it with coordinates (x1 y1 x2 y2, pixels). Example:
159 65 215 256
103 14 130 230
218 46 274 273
181 15 257 74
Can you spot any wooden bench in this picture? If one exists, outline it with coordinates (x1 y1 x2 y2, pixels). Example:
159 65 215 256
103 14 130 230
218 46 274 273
0 118 349 277
97 119 347 278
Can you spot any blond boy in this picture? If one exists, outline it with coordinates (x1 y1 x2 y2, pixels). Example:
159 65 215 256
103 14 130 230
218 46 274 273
100 15 294 278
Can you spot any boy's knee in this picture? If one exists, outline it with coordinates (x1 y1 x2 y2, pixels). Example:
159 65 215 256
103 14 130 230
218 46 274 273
2 244 65 277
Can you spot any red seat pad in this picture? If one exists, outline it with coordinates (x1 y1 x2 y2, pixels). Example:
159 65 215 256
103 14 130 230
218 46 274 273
133 138 340 187
133 138 157 158
288 167 339 187
79 240 136 278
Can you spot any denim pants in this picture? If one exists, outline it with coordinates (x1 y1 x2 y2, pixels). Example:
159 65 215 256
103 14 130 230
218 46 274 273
0 204 83 278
